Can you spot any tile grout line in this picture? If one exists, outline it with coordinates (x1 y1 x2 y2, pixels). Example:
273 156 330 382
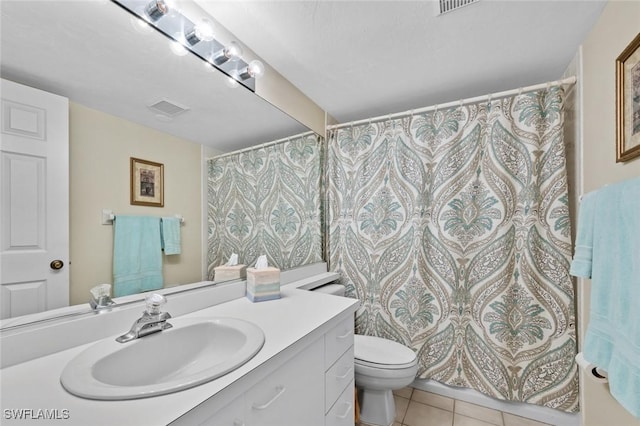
451 398 456 426
451 402 455 426
400 389 412 425
397 388 556 426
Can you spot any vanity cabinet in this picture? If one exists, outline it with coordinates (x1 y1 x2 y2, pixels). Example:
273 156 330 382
245 338 324 426
198 338 323 426
197 316 355 426
205 395 245 426
326 379 355 426
324 316 355 426
0 276 361 426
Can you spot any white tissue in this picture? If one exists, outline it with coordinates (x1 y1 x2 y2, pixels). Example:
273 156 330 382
227 253 239 266
90 283 111 299
255 255 269 269
575 352 608 383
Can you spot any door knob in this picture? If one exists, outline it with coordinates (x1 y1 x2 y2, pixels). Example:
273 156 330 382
50 260 64 270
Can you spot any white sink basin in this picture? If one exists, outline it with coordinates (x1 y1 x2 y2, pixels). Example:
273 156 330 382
60 317 265 400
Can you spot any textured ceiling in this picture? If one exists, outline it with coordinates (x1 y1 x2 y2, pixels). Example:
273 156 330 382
0 0 307 151
1 0 607 151
198 0 607 123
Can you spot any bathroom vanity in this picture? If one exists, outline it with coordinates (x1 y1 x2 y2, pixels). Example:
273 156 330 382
0 276 358 425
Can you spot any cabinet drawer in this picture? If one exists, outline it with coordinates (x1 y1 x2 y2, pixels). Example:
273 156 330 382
200 394 245 426
246 338 324 426
325 379 354 426
325 316 353 369
325 346 354 413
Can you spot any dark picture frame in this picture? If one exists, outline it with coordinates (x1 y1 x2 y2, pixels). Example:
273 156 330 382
130 157 164 207
616 32 640 162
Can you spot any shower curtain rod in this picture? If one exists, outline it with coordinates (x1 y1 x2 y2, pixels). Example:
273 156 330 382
328 75 577 130
210 130 316 160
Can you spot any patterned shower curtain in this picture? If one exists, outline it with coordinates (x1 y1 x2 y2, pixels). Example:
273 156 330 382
328 87 578 411
207 133 323 278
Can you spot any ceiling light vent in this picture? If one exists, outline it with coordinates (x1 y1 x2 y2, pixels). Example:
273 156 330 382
439 0 478 15
147 99 189 117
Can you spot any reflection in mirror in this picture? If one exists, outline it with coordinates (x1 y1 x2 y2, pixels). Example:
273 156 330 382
207 132 324 278
0 0 312 325
112 0 263 92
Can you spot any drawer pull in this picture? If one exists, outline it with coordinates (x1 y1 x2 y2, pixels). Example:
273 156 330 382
335 366 354 380
252 385 286 410
336 330 352 339
336 402 352 419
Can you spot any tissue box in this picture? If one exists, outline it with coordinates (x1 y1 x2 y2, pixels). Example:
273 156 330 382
246 267 280 302
214 264 247 282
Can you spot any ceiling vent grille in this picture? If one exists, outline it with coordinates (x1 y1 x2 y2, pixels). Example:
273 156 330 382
439 0 478 15
147 99 189 117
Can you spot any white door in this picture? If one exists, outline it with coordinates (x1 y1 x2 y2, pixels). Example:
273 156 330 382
0 78 69 319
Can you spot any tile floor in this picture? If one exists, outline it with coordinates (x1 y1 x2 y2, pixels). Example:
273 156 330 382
358 387 553 426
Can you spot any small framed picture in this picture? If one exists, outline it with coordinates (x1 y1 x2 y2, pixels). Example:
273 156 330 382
616 32 640 162
130 157 164 207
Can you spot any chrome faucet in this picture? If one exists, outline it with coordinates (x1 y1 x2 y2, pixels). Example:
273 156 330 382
90 294 115 311
116 294 172 343
89 284 115 311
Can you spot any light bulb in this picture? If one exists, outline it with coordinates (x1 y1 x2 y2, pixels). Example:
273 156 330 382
185 18 214 45
238 60 265 80
224 42 243 61
169 40 188 56
248 60 265 78
212 41 244 65
195 19 214 41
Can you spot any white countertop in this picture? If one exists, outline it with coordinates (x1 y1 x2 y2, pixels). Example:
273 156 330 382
0 286 358 425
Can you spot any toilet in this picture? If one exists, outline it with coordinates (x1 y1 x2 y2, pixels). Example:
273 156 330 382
312 283 418 426
354 335 418 426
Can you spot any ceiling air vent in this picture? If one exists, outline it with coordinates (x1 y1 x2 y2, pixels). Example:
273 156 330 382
147 99 189 118
439 0 478 15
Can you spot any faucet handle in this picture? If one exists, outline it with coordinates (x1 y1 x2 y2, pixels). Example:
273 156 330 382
89 283 115 310
145 293 167 314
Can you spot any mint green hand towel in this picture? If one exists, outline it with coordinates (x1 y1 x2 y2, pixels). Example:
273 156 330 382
113 216 163 297
570 177 640 418
161 217 181 255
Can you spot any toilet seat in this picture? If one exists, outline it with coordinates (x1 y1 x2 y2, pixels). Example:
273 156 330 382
354 335 417 370
355 357 417 370
354 335 419 426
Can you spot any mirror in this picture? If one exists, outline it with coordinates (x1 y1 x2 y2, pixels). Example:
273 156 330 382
0 0 315 325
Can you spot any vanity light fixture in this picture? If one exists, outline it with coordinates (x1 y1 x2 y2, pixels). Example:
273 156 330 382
169 39 189 56
212 41 242 66
225 71 240 89
112 0 263 91
238 60 265 81
185 18 214 45
144 0 169 22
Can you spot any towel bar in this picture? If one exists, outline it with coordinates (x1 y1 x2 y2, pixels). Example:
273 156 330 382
101 209 184 225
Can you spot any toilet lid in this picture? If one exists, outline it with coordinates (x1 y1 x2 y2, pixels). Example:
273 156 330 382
354 335 417 368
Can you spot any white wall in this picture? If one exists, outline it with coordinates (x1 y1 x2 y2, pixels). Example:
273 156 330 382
69 103 203 305
579 1 640 425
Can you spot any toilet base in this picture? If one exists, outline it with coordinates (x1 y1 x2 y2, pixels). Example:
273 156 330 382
358 388 395 426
